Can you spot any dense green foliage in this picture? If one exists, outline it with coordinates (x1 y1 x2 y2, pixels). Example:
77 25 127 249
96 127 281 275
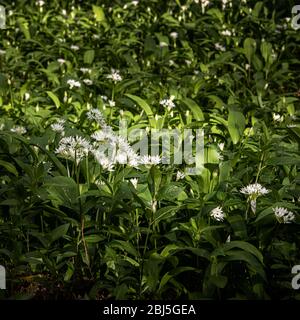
0 0 299 299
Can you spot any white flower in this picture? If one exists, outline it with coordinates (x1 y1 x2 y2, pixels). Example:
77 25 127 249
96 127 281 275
210 206 225 222
132 1 139 6
240 183 269 197
101 95 108 101
80 68 91 74
220 29 232 36
106 68 122 83
273 113 284 122
36 0 45 6
108 100 115 107
92 150 115 171
67 79 81 89
83 79 93 86
0 50 6 55
159 41 168 48
130 178 138 189
70 45 80 51
24 92 30 101
91 128 115 142
201 0 210 7
215 43 226 52
176 171 185 181
139 155 161 166
55 136 91 163
92 34 100 40
51 122 65 134
11 126 27 135
87 109 105 125
57 58 66 65
273 207 295 224
160 97 175 110
170 32 178 39
185 60 192 66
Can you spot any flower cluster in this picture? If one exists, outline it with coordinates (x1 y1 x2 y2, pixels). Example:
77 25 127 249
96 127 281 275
160 96 175 110
106 68 122 83
210 206 225 222
273 207 295 224
10 126 27 135
51 119 65 135
240 183 269 197
55 136 91 164
67 79 81 89
240 183 269 214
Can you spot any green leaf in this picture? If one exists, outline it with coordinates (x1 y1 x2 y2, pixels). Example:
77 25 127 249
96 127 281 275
0 160 18 176
153 206 179 224
222 241 264 265
17 17 31 40
92 5 106 22
125 93 156 128
157 184 184 201
85 234 103 243
243 38 256 63
84 49 95 64
159 267 196 291
50 223 69 243
228 106 245 144
181 98 204 121
46 91 60 108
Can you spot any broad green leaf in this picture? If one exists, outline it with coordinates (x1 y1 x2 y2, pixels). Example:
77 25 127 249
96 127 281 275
222 241 264 264
125 93 156 127
228 106 245 144
85 234 103 243
0 160 18 176
153 206 179 224
46 91 60 108
243 38 256 63
181 98 204 121
92 5 106 22
84 49 95 64
50 223 69 243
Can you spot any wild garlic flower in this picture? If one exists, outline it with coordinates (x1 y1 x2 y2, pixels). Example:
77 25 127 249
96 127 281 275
215 43 226 52
108 100 115 107
160 97 175 110
106 68 122 83
220 29 232 36
273 113 284 122
240 183 269 197
273 207 295 224
51 122 65 134
240 183 270 214
139 155 161 166
93 150 115 171
210 206 225 222
83 79 93 86
36 0 45 6
67 79 81 89
170 32 178 39
159 42 168 48
55 136 91 163
176 171 185 181
10 126 27 135
87 109 106 125
70 45 79 51
57 58 66 65
130 178 138 189
80 68 91 74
